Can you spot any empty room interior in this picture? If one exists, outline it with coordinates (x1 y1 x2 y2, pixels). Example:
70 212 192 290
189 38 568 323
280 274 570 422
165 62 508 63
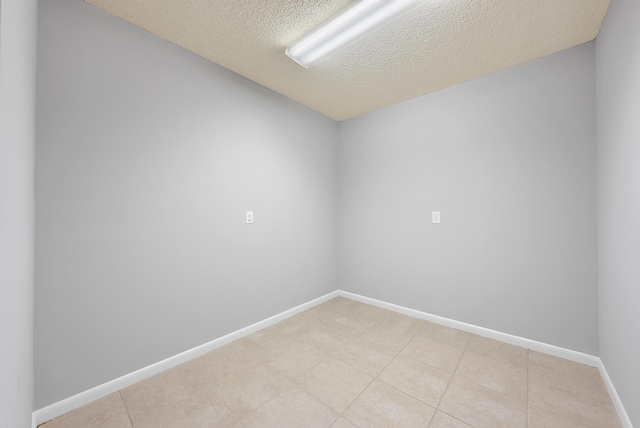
1 0 639 426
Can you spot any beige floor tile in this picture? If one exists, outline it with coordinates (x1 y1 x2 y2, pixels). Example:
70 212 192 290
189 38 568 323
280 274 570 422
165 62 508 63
301 306 342 322
350 303 399 324
213 338 269 365
323 313 376 336
335 336 396 377
378 354 450 407
529 372 621 428
301 357 373 413
401 334 464 373
528 404 587 428
235 328 293 357
382 312 424 333
465 335 528 372
321 296 364 312
360 327 414 353
416 321 471 349
439 375 527 428
260 339 328 381
304 326 353 356
185 347 255 390
214 363 287 419
455 351 527 400
41 393 132 428
428 411 472 428
263 312 323 338
305 297 362 319
529 350 606 392
331 417 358 428
120 365 236 428
44 299 625 428
360 315 422 352
343 379 435 427
241 385 338 428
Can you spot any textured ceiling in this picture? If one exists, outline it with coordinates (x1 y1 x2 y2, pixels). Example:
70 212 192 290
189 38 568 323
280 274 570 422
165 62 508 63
84 0 610 121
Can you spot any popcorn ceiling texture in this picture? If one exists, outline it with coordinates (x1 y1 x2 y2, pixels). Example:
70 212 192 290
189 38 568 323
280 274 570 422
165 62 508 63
84 0 610 121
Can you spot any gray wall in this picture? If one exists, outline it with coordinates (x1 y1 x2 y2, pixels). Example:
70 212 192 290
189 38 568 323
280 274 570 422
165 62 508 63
0 0 37 425
596 0 640 423
35 0 611 413
339 43 599 354
35 0 338 408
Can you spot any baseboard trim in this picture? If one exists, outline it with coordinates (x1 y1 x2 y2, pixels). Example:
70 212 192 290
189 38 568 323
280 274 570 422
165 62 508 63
31 290 339 427
33 290 631 428
338 290 600 366
338 291 632 425
597 359 633 428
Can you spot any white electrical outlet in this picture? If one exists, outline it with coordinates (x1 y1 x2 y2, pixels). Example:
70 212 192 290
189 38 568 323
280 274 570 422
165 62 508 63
246 211 253 224
432 211 441 224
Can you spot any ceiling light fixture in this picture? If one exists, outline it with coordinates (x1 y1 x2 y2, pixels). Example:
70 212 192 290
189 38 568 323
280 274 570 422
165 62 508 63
286 0 426 69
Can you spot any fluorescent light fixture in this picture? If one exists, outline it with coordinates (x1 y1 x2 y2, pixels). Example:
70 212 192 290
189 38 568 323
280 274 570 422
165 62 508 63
286 0 426 68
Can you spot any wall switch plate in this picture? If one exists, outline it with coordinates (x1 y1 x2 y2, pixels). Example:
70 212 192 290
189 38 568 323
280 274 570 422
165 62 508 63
246 211 253 224
432 211 441 224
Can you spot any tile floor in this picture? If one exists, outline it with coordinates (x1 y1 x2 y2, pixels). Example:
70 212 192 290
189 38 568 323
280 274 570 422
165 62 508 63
40 297 622 428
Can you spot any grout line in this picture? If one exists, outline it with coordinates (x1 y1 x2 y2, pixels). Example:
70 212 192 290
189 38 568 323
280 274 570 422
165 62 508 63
336 312 417 422
117 391 134 428
433 328 470 414
288 300 374 424
436 412 473 427
199 375 237 427
327 312 380 420
396 326 467 376
342 320 442 419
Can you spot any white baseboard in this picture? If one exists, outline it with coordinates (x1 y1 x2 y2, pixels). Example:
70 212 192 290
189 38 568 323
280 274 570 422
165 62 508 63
597 359 633 428
33 289 631 428
337 291 632 427
337 291 600 367
32 290 339 427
